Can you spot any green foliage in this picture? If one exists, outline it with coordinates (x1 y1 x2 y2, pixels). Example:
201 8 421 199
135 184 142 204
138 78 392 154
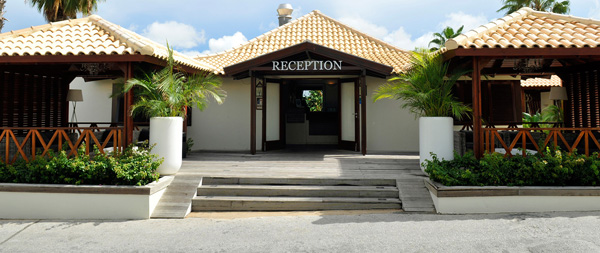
122 46 226 118
0 145 162 186
497 0 570 15
424 148 600 186
186 138 194 154
522 105 563 128
304 90 323 112
429 25 464 51
26 0 104 22
373 48 472 120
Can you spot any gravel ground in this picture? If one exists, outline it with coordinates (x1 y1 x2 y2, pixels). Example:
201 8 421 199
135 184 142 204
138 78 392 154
1 211 599 252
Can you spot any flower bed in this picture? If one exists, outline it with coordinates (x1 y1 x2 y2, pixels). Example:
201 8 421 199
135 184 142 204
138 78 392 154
424 149 600 213
0 146 170 219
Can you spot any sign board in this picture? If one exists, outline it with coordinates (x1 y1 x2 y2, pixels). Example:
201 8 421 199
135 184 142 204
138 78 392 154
272 60 342 71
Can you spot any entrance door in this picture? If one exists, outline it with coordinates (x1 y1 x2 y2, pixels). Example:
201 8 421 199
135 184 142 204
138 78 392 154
339 79 359 151
264 80 284 150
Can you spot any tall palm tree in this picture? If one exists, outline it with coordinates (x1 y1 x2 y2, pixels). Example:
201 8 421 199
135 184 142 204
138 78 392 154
0 0 6 32
26 0 104 22
497 0 570 15
429 25 464 51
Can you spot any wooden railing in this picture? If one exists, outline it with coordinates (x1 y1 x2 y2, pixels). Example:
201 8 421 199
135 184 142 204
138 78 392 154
483 127 600 157
0 127 123 164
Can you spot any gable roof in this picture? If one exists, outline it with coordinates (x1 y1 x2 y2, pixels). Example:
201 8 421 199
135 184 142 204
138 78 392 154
0 15 216 72
196 10 412 75
445 7 600 50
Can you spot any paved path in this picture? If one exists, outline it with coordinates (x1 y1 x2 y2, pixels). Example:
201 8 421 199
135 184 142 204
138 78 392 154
2 211 600 252
152 150 434 218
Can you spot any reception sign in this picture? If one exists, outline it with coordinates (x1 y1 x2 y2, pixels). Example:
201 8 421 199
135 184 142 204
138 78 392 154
272 60 342 71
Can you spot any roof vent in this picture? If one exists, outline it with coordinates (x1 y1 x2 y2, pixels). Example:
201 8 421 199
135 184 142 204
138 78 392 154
277 4 293 26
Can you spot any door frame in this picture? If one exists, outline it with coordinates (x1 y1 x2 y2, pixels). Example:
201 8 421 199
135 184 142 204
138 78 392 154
338 78 360 151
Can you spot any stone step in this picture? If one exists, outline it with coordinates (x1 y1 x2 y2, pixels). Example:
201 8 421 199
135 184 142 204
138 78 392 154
197 185 399 198
201 177 397 186
192 196 402 211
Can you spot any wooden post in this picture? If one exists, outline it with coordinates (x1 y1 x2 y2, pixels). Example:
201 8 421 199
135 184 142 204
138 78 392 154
250 73 257 155
360 72 367 156
261 78 267 152
472 57 483 158
123 62 134 147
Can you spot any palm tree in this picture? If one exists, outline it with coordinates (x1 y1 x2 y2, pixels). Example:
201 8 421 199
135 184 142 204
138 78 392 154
497 0 570 15
373 48 471 119
0 0 6 32
26 0 104 22
429 26 464 51
123 47 226 119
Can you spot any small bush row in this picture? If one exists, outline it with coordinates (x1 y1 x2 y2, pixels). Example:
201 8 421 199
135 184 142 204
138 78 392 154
424 148 600 186
0 145 162 186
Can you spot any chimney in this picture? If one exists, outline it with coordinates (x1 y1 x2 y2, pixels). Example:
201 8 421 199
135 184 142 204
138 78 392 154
277 4 293 26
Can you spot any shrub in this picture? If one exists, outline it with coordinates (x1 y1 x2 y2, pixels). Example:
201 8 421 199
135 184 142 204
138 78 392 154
0 145 162 186
425 148 600 186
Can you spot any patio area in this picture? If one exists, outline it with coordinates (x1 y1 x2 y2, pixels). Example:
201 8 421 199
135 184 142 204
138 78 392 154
151 149 435 218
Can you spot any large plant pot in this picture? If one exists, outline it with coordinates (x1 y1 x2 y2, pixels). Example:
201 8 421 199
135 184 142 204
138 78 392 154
419 117 454 174
150 117 183 175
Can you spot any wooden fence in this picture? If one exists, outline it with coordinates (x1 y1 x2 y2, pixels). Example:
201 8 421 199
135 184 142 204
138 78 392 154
483 127 600 157
0 127 123 164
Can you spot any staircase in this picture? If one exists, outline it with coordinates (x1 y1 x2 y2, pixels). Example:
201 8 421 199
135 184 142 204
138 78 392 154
192 177 402 211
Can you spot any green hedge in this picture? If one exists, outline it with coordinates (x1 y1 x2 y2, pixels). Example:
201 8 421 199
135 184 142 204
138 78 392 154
424 149 600 186
0 146 162 186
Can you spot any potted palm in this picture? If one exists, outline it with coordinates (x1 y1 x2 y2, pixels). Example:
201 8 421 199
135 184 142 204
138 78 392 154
373 49 471 173
123 47 225 175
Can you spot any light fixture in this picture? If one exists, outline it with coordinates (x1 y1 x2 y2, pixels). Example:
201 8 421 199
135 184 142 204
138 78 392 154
67 89 84 123
513 58 543 73
80 63 109 75
256 81 263 98
549 86 568 101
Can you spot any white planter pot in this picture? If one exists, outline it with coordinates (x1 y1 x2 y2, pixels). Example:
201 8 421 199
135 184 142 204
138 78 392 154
150 117 183 175
419 117 454 174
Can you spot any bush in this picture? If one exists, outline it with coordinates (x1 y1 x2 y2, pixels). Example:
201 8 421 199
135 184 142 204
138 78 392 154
0 145 162 186
424 148 600 186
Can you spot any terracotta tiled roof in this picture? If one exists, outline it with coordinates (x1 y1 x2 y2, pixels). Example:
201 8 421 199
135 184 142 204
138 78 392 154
445 7 600 50
0 15 216 72
521 75 562 87
196 10 412 75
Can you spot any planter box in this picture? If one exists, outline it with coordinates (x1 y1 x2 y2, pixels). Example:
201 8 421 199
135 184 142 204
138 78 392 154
425 179 600 214
0 176 173 220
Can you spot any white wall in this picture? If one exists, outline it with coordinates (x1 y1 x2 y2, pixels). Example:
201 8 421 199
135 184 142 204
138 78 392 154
366 77 419 152
69 77 113 123
188 78 251 151
187 76 420 153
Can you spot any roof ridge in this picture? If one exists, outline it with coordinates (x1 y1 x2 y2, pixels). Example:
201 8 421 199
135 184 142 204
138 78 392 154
446 7 533 50
529 7 600 25
313 10 412 54
87 15 155 56
196 10 318 60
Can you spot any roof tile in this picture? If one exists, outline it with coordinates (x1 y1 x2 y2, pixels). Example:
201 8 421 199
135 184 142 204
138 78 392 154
195 10 411 74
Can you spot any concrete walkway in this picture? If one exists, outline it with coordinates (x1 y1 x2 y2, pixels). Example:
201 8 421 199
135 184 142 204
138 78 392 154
2 211 600 252
152 150 434 218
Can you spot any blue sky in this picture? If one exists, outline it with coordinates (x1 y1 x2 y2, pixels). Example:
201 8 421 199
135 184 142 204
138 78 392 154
3 0 600 56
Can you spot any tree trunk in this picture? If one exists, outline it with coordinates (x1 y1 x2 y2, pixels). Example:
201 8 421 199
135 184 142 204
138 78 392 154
0 0 6 33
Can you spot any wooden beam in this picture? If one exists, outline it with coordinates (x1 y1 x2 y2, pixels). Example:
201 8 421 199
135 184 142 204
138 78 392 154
453 47 600 57
123 62 134 146
261 78 266 152
360 72 367 155
250 73 257 155
472 57 491 158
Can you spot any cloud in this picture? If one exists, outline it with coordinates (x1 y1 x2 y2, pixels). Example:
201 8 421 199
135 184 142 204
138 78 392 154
180 50 202 57
440 12 488 32
338 16 431 50
201 32 248 54
142 21 206 49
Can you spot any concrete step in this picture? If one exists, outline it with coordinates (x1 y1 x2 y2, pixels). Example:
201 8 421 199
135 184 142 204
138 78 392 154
201 177 397 186
192 196 402 211
197 185 399 198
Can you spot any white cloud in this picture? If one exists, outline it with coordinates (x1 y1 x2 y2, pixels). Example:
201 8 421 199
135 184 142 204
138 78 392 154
142 21 206 49
180 50 202 57
440 12 488 33
338 17 431 50
201 32 248 54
